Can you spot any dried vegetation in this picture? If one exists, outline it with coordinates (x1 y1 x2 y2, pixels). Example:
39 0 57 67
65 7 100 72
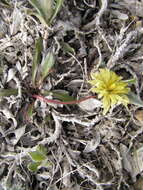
1 0 143 190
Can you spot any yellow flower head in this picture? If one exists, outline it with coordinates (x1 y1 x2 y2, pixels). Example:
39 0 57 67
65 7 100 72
88 68 130 114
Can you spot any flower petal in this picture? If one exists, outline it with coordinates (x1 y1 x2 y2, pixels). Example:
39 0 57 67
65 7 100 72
102 96 111 115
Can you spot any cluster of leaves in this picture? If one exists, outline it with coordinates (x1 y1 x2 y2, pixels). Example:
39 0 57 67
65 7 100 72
28 144 50 172
28 0 64 26
32 37 55 88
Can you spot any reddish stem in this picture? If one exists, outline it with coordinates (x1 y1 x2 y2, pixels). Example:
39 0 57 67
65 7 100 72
32 94 96 105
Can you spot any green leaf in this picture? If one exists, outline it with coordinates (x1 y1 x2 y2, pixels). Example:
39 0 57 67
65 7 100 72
60 42 75 55
128 92 143 107
49 0 64 24
40 51 55 84
32 37 43 86
28 162 41 172
0 89 18 97
28 151 47 162
0 67 3 75
40 0 53 21
36 144 47 155
41 90 75 102
52 90 75 102
124 78 136 85
33 13 49 26
1 0 10 6
29 0 64 25
27 103 34 118
29 0 45 17
28 0 53 25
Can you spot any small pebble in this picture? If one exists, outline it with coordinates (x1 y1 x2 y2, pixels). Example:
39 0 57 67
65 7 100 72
134 110 143 124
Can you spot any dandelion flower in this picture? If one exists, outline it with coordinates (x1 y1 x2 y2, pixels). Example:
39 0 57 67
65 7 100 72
88 68 130 114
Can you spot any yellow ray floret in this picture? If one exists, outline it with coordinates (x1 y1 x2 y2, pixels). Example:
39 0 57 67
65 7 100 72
88 68 130 114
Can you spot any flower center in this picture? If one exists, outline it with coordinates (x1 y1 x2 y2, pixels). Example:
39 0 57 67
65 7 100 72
106 83 115 93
